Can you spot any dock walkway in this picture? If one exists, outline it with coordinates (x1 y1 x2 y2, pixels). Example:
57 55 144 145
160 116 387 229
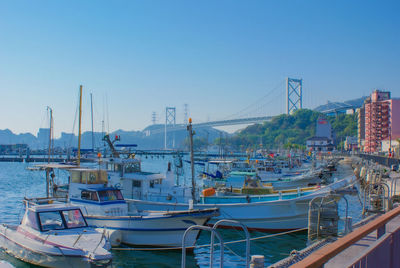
290 205 400 268
324 212 400 267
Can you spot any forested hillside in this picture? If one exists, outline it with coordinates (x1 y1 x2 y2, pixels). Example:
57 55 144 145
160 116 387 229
225 109 357 150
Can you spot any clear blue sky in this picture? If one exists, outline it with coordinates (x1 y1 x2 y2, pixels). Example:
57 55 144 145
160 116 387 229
1 0 399 137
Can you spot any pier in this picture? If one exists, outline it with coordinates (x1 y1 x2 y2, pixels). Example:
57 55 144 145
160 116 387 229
0 151 249 163
290 205 400 267
269 156 400 268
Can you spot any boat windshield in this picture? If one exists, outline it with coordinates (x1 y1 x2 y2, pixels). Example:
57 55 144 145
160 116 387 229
62 209 87 228
39 211 66 231
38 209 87 231
98 189 124 201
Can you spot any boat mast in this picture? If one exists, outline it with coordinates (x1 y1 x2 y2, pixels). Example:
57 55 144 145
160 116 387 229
77 85 83 166
46 106 53 198
90 92 94 152
47 106 53 164
187 118 196 203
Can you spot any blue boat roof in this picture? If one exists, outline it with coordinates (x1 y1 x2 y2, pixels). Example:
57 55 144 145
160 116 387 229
78 186 119 191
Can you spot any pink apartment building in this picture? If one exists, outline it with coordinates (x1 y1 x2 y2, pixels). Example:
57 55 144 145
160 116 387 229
360 90 400 153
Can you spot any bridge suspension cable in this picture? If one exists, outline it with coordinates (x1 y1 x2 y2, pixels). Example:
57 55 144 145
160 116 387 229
222 79 286 120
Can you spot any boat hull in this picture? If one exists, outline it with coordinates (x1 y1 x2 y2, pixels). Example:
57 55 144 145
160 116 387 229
0 225 111 268
127 198 309 231
85 209 218 247
127 176 356 231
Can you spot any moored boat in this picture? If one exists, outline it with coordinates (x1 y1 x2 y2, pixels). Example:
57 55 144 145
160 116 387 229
127 175 357 231
38 164 219 247
0 202 112 267
68 181 219 247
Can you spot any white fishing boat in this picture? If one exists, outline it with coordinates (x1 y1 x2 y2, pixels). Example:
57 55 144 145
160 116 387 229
126 175 357 231
99 157 198 204
67 176 219 247
0 202 112 267
39 165 219 247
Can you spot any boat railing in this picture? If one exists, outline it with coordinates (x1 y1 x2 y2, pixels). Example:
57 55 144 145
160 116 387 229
24 196 67 207
181 219 250 268
93 228 107 253
211 219 250 267
181 225 224 268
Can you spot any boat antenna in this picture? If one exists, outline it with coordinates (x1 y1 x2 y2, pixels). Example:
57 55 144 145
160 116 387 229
77 85 83 166
187 118 196 203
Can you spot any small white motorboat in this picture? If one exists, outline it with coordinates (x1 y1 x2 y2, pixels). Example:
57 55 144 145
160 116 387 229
0 202 112 267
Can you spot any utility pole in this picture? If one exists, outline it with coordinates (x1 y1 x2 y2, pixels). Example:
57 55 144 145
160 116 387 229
187 118 196 203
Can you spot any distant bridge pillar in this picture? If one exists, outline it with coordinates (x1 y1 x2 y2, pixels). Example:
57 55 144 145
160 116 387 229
165 107 176 149
286 77 303 114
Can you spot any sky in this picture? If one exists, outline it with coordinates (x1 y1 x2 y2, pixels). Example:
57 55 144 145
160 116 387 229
1 0 399 137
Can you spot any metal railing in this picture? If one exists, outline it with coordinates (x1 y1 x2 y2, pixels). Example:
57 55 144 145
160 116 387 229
181 220 251 268
211 220 250 267
181 225 224 268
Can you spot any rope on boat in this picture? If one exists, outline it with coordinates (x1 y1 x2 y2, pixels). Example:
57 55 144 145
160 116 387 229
111 227 308 251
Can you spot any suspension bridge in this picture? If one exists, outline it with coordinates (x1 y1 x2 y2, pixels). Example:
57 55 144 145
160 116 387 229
152 77 362 148
147 78 304 148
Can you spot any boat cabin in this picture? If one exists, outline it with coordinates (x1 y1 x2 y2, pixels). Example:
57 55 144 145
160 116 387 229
120 172 181 201
21 204 88 232
67 168 128 216
231 160 256 173
69 168 108 185
96 158 184 202
100 158 141 177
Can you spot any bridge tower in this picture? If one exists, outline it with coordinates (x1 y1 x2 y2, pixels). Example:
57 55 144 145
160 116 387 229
165 107 176 149
286 77 303 114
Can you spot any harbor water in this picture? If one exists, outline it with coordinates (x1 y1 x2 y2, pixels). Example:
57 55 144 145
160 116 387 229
0 157 362 267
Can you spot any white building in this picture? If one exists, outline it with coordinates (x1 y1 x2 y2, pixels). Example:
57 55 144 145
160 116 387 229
306 137 335 152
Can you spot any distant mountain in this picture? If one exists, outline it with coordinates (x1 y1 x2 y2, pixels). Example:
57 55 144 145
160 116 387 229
0 129 37 145
314 96 368 113
0 125 226 151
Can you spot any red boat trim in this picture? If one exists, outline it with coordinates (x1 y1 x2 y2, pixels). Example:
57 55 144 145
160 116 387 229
0 231 84 258
17 227 82 252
